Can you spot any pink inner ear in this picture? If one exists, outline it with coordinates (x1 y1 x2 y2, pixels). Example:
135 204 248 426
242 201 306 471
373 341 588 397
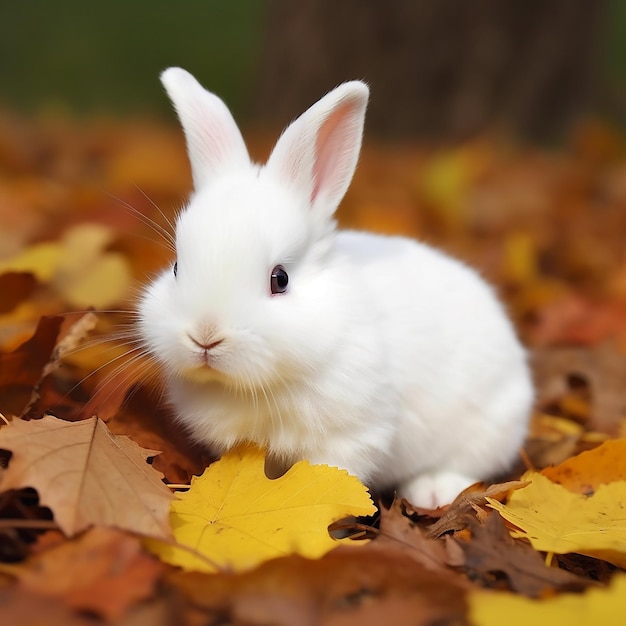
311 100 357 206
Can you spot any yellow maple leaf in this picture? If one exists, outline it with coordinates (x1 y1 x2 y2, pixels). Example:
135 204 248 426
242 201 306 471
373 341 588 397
470 573 626 626
148 444 376 573
487 472 626 567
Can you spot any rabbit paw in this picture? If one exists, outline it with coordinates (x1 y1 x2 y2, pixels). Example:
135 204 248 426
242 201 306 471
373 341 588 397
399 471 478 509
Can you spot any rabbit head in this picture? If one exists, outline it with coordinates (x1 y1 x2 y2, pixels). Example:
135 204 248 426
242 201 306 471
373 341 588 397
138 68 369 390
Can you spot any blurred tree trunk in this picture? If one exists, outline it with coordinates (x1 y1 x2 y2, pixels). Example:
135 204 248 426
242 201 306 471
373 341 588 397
253 0 605 140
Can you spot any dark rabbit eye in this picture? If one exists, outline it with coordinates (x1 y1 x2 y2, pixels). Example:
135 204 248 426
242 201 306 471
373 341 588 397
270 265 289 294
173 262 178 277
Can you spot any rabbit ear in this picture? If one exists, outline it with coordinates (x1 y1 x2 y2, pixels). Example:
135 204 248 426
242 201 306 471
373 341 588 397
160 67 250 190
266 81 369 218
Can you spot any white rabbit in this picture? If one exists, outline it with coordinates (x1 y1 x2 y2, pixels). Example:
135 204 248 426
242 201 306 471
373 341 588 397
138 67 533 508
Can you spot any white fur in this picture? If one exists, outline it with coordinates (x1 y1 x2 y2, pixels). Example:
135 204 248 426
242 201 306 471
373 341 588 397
138 68 534 508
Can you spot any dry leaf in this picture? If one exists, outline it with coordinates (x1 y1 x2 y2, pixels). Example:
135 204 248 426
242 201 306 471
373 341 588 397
0 224 132 309
456 511 588 596
3 526 164 621
0 415 173 538
21 311 98 420
487 472 626 567
170 544 468 626
148 444 376 573
0 242 62 282
0 272 38 314
0 587 97 626
374 499 459 576
524 413 585 469
541 438 626 494
0 315 63 416
105 385 210 486
55 223 132 308
533 342 626 434
426 480 529 538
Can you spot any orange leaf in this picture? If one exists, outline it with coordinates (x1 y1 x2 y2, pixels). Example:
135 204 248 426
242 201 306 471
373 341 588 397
541 439 626 494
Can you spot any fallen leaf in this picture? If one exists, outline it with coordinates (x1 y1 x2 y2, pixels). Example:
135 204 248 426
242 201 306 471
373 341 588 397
541 438 626 494
148 444 376 573
374 498 460 576
524 413 585 469
0 242 62 282
0 586 97 626
0 272 38 314
0 224 132 309
0 315 63 416
426 480 529 538
487 472 626 567
74 350 209 484
53 223 132 308
456 511 588 596
3 526 164 621
0 415 173 538
21 311 98 420
469 573 626 626
106 386 210 486
170 544 468 626
532 342 626 434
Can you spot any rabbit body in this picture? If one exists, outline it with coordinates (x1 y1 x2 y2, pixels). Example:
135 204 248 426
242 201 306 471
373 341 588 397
138 68 533 507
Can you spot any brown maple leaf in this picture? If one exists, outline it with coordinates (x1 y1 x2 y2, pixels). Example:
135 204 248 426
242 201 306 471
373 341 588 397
426 480 528 538
375 498 465 577
0 414 173 538
454 511 591 596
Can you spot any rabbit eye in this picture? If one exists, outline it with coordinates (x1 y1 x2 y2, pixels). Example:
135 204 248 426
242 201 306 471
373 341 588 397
173 262 178 277
270 265 288 294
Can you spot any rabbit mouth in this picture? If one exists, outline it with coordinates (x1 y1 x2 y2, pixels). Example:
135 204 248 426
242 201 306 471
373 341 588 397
181 362 220 383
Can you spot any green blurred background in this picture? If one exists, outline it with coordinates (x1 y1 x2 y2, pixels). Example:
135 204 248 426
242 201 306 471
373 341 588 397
0 1 624 140
0 1 262 117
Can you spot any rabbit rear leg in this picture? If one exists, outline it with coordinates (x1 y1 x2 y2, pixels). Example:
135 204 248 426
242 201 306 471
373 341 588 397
398 471 479 509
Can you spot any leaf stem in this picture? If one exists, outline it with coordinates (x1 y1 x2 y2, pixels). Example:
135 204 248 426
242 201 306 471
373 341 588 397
167 483 190 491
0 519 59 530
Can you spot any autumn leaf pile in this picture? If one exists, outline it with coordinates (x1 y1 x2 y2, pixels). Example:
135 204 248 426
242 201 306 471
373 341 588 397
2 107 626 625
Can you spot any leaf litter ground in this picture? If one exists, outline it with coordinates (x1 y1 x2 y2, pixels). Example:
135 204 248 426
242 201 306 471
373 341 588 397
1 111 626 624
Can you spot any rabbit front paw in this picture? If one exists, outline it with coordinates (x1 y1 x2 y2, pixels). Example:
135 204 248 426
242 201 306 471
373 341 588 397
399 471 478 508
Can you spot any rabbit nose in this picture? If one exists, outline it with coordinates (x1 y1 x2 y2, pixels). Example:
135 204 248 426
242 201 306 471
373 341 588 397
188 334 224 351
